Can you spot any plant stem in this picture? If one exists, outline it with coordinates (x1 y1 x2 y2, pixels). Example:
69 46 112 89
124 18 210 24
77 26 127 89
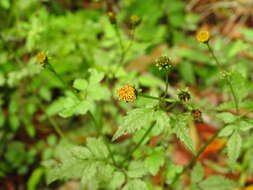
138 93 176 103
120 122 155 167
46 62 80 100
114 24 124 54
163 71 170 99
88 111 118 167
169 127 223 189
39 104 66 139
206 42 239 114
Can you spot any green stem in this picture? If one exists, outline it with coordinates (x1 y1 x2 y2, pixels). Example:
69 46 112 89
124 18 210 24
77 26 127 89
120 122 155 167
114 24 124 54
226 77 239 114
206 42 239 114
169 127 223 189
46 62 80 100
39 104 66 139
88 111 117 167
138 94 176 103
163 71 170 99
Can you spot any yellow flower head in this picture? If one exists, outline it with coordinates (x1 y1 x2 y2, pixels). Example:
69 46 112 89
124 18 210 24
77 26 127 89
107 11 116 24
130 15 141 28
116 85 136 102
196 30 210 43
37 51 47 64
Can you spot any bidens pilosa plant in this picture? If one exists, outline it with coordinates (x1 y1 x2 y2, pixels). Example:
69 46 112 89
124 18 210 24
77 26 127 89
3 1 253 189
41 12 253 188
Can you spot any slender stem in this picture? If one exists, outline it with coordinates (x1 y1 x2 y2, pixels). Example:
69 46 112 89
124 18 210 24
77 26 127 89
138 93 176 103
114 24 124 54
163 71 170 99
121 29 136 66
39 104 66 139
138 94 162 101
206 42 239 114
226 78 239 114
120 122 155 167
46 62 80 100
206 43 222 69
169 127 223 189
88 111 117 167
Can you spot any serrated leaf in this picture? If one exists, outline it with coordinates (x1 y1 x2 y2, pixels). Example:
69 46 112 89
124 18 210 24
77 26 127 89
70 146 92 160
73 78 88 91
153 110 171 134
108 171 125 189
80 162 99 190
216 112 237 124
230 72 248 103
199 175 239 190
127 161 148 178
112 108 154 141
227 131 242 163
174 114 195 153
88 69 104 84
191 162 204 183
218 125 235 137
86 138 109 159
123 179 148 190
238 120 253 131
216 101 234 111
144 149 165 175
88 85 110 101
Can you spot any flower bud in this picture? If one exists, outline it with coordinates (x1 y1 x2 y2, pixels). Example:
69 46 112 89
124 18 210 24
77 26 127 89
191 109 202 122
178 89 191 102
107 11 116 24
130 15 141 29
155 56 172 71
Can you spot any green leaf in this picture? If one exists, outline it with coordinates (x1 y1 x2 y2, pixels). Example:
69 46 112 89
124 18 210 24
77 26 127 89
230 72 248 103
191 162 204 183
112 108 154 141
127 161 148 178
237 119 253 131
218 125 235 137
174 114 195 153
108 171 125 189
80 162 99 190
73 78 88 91
86 138 109 159
199 175 239 190
70 146 92 160
227 40 249 58
144 148 165 175
59 97 92 118
153 110 171 135
123 179 148 190
27 168 44 190
179 61 196 84
227 131 242 163
216 112 237 124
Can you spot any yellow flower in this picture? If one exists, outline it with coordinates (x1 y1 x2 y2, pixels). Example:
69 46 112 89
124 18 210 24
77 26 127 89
107 11 116 24
196 30 210 43
130 15 141 28
37 51 47 64
116 85 136 102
